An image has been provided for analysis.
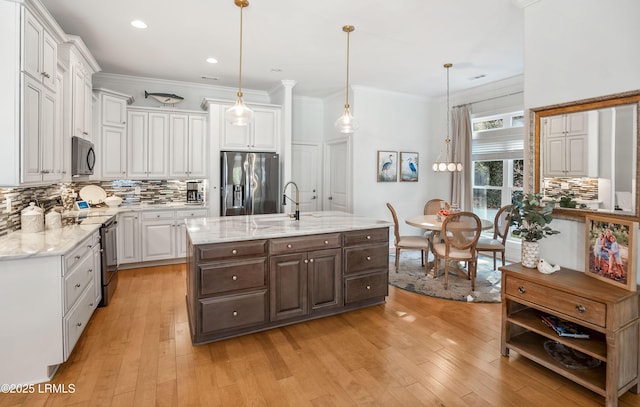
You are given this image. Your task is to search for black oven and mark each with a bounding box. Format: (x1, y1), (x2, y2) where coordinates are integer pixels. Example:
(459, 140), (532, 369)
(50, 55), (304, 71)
(99, 216), (118, 306)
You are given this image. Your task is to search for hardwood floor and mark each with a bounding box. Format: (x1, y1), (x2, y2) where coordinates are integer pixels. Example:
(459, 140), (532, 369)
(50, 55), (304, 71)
(1, 264), (638, 406)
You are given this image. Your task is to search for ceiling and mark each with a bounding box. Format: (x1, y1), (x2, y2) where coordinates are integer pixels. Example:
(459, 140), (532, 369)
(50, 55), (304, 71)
(40, 0), (524, 99)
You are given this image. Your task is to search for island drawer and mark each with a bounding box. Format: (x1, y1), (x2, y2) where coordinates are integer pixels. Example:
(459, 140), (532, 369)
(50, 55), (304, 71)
(199, 259), (267, 297)
(270, 233), (341, 254)
(344, 271), (388, 304)
(197, 240), (268, 261)
(505, 274), (606, 327)
(200, 291), (267, 334)
(343, 228), (389, 246)
(343, 243), (389, 275)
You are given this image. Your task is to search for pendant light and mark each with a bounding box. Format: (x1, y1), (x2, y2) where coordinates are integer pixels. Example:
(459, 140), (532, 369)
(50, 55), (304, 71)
(432, 63), (463, 172)
(334, 25), (359, 134)
(225, 0), (254, 126)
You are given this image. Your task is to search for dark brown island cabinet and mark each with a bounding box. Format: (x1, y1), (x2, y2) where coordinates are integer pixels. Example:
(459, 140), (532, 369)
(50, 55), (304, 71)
(500, 263), (639, 407)
(186, 225), (389, 345)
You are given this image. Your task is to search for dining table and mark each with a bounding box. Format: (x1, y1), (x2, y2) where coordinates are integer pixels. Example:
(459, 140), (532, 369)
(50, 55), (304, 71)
(405, 214), (494, 275)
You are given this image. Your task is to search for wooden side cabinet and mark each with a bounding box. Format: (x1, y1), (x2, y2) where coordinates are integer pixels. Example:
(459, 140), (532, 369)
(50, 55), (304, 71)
(500, 263), (639, 407)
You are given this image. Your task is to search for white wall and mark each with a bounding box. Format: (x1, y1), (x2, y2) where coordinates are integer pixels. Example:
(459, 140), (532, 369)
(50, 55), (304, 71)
(523, 0), (640, 282)
(292, 96), (324, 143)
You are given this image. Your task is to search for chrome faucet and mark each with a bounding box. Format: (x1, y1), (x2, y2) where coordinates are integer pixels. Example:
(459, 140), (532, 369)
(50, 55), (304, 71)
(282, 181), (300, 220)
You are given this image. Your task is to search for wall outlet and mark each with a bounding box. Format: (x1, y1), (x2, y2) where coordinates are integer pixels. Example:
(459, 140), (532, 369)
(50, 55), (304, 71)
(134, 186), (141, 195)
(5, 197), (11, 213)
(561, 182), (569, 190)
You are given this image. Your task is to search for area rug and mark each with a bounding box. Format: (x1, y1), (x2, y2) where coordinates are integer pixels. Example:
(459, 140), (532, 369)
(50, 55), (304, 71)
(388, 251), (502, 303)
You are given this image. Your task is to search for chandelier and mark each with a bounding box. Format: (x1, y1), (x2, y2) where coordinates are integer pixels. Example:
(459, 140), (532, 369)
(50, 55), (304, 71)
(432, 63), (463, 172)
(225, 0), (254, 126)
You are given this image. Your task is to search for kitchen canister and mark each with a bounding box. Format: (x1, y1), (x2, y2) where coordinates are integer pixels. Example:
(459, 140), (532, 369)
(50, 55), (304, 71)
(45, 209), (62, 230)
(21, 202), (44, 233)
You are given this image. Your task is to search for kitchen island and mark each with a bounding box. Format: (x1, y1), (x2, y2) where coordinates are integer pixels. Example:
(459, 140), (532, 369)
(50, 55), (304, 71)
(185, 211), (391, 344)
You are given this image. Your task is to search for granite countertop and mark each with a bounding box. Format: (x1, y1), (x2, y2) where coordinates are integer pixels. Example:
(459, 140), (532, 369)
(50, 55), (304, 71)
(62, 202), (209, 218)
(186, 211), (392, 245)
(0, 224), (101, 260)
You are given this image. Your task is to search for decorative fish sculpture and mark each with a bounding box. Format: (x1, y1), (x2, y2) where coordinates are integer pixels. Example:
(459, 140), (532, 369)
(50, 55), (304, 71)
(144, 91), (184, 105)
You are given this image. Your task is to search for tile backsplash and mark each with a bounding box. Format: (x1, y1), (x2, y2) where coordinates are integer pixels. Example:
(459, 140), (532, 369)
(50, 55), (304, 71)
(0, 179), (205, 237)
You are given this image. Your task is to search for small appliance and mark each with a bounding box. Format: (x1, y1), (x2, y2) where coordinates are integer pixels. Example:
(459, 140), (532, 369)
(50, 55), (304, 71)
(186, 181), (203, 204)
(71, 136), (96, 176)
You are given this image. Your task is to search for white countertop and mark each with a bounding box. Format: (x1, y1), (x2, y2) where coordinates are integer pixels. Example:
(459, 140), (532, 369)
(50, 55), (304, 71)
(186, 211), (392, 245)
(0, 224), (101, 260)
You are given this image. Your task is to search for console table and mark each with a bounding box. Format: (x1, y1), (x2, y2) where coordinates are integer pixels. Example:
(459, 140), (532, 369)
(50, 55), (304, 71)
(500, 263), (639, 407)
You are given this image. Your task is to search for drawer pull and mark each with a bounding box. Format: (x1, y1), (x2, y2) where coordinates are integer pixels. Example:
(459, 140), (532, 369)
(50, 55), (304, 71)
(231, 249), (238, 255)
(366, 235), (371, 240)
(75, 255), (81, 260)
(87, 244), (92, 249)
(75, 283), (81, 288)
(366, 256), (371, 261)
(366, 285), (371, 290)
(76, 322), (82, 327)
(324, 240), (329, 244)
(309, 258), (314, 263)
(304, 259), (309, 264)
(232, 311), (238, 317)
(232, 275), (238, 281)
(518, 286), (526, 294)
(576, 304), (586, 313)
(287, 244), (292, 249)
(88, 268), (93, 273)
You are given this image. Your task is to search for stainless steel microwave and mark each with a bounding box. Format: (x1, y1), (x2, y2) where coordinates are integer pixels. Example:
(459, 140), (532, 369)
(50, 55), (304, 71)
(71, 136), (96, 176)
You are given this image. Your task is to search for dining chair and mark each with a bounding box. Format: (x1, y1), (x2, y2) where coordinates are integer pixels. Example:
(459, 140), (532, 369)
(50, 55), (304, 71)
(432, 211), (482, 290)
(386, 203), (431, 272)
(422, 199), (450, 259)
(476, 204), (513, 270)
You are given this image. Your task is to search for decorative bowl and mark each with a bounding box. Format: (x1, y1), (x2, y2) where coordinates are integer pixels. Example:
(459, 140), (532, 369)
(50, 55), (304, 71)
(104, 195), (123, 207)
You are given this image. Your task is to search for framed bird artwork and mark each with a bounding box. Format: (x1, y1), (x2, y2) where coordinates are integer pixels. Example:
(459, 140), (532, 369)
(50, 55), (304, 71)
(400, 152), (419, 182)
(377, 151), (397, 182)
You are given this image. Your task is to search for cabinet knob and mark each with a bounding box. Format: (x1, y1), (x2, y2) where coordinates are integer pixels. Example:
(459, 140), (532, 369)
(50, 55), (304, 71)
(157, 214), (160, 218)
(88, 268), (93, 273)
(366, 256), (371, 261)
(42, 72), (50, 78)
(309, 258), (314, 263)
(89, 303), (94, 307)
(75, 255), (81, 260)
(232, 275), (237, 281)
(366, 285), (371, 290)
(575, 304), (586, 313)
(287, 244), (292, 249)
(324, 240), (329, 245)
(231, 249), (238, 255)
(75, 283), (81, 288)
(232, 311), (238, 317)
(518, 286), (526, 294)
(366, 235), (371, 240)
(88, 244), (93, 249)
(304, 259), (309, 264)
(76, 322), (82, 327)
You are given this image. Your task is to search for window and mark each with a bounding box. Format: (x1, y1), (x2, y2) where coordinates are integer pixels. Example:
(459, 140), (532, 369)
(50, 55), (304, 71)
(471, 111), (524, 225)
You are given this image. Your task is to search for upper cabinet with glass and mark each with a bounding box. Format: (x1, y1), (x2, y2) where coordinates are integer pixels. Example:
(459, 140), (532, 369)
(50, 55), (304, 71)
(532, 90), (640, 220)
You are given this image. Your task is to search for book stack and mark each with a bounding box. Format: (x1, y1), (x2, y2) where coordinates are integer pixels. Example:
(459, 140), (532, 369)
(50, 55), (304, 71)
(540, 314), (590, 339)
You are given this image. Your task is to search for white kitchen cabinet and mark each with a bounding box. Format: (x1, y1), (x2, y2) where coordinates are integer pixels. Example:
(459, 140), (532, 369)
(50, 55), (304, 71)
(21, 73), (59, 183)
(543, 111), (595, 177)
(22, 8), (57, 92)
(128, 109), (169, 179)
(141, 208), (209, 262)
(117, 212), (141, 264)
(71, 59), (93, 140)
(95, 89), (133, 179)
(169, 113), (207, 178)
(220, 104), (281, 152)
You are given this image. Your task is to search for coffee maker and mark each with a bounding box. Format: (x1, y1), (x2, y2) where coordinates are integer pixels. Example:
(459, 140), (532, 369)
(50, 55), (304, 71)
(186, 181), (202, 204)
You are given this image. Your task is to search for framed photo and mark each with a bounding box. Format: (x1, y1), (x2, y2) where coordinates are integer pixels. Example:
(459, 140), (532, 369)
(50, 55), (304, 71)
(377, 151), (397, 182)
(585, 214), (637, 291)
(400, 152), (419, 182)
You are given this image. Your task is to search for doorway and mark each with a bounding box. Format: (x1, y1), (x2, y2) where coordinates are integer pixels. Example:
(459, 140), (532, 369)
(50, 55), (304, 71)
(291, 143), (322, 213)
(324, 139), (351, 212)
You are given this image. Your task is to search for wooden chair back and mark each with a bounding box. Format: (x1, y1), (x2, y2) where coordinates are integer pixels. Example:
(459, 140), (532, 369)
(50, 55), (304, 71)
(494, 204), (513, 243)
(441, 211), (482, 252)
(386, 203), (401, 244)
(424, 199), (450, 215)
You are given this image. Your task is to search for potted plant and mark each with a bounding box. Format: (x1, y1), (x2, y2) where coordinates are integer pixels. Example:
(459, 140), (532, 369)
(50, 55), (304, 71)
(509, 192), (560, 267)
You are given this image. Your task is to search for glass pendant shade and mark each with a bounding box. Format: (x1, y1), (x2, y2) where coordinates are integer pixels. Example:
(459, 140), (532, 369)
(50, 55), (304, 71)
(225, 93), (254, 126)
(335, 105), (359, 133)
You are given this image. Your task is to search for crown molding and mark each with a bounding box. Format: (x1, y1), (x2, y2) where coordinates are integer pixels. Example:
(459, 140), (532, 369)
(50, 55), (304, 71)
(511, 0), (541, 9)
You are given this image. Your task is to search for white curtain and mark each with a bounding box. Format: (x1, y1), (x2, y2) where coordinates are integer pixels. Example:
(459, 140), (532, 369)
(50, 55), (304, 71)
(450, 106), (472, 210)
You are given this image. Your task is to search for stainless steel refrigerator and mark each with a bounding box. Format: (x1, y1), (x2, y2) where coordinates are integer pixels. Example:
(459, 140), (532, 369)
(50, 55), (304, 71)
(221, 151), (280, 216)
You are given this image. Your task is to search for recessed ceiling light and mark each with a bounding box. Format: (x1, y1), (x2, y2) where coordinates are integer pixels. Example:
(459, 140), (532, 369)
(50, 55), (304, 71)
(201, 76), (219, 81)
(271, 68), (283, 72)
(470, 74), (487, 80)
(130, 20), (148, 29)
(206, 57), (218, 64)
